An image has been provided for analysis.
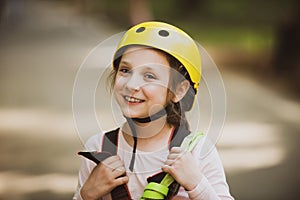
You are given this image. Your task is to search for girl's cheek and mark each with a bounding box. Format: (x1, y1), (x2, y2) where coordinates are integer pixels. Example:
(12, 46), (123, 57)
(145, 86), (168, 102)
(114, 77), (125, 89)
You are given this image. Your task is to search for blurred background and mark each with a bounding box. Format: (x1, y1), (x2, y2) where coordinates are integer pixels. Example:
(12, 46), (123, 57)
(0, 0), (299, 199)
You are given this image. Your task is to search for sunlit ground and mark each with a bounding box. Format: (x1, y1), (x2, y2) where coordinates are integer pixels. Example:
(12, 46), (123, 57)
(220, 72), (300, 174)
(221, 122), (285, 173)
(0, 109), (80, 199)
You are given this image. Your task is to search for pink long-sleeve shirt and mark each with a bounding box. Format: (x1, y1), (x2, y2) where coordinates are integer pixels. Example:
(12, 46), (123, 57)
(73, 129), (234, 200)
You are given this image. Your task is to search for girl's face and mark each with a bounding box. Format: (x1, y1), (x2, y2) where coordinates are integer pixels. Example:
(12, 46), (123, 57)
(114, 46), (171, 119)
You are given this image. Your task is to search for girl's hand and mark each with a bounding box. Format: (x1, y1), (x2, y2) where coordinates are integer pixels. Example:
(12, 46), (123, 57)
(162, 147), (203, 191)
(80, 155), (129, 200)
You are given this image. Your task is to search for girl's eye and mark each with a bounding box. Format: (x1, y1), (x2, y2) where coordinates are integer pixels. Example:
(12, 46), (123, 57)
(145, 73), (156, 80)
(119, 67), (130, 74)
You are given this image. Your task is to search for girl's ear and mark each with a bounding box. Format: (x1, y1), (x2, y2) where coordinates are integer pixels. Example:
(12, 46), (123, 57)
(172, 80), (190, 103)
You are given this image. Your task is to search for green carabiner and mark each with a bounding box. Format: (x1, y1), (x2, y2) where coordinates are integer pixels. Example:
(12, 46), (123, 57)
(140, 132), (204, 200)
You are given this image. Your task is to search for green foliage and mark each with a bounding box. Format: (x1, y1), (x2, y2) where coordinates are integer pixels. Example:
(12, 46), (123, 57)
(64, 0), (294, 52)
(147, 0), (294, 53)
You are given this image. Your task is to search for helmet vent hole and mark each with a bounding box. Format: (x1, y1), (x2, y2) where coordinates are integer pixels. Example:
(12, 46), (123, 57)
(158, 30), (169, 37)
(136, 27), (145, 33)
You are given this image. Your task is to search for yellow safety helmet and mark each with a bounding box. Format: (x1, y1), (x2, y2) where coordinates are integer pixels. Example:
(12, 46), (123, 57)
(114, 21), (202, 91)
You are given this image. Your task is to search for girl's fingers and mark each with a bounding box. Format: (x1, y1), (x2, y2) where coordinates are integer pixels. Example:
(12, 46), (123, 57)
(102, 155), (125, 169)
(102, 155), (121, 165)
(108, 159), (125, 171)
(170, 147), (182, 153)
(114, 175), (129, 187)
(167, 148), (186, 161)
(167, 152), (182, 160)
(101, 155), (127, 178)
(112, 166), (126, 177)
(165, 149), (189, 166)
(162, 164), (171, 173)
(164, 159), (175, 166)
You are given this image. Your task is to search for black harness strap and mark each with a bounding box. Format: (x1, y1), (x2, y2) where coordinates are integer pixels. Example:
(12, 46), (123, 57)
(102, 128), (132, 200)
(102, 126), (190, 199)
(147, 125), (190, 199)
(169, 125), (190, 149)
(102, 127), (119, 155)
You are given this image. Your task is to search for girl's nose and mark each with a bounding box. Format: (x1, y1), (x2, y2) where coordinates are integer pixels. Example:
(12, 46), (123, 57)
(125, 73), (143, 91)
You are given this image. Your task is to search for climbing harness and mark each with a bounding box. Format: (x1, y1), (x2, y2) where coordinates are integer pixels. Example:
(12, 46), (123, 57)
(79, 127), (204, 199)
(140, 131), (204, 200)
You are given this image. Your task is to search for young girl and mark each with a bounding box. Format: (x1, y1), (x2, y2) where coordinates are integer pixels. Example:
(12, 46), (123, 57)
(73, 21), (234, 200)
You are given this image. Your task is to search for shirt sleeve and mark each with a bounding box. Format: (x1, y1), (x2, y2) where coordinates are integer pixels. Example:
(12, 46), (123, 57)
(186, 139), (234, 200)
(72, 133), (103, 200)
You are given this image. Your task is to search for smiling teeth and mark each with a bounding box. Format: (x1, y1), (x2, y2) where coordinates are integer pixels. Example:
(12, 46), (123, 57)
(125, 96), (143, 103)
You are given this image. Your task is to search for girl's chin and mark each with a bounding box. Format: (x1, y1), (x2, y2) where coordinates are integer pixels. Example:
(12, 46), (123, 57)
(122, 112), (147, 119)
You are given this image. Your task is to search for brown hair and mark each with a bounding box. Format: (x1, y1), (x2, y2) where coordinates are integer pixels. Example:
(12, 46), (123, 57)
(108, 45), (196, 129)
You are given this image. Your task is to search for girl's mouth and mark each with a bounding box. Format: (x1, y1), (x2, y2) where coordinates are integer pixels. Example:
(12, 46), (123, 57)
(124, 96), (144, 103)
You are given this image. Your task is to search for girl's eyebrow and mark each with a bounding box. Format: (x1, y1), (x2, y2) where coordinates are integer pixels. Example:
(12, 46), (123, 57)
(119, 61), (168, 72)
(143, 66), (160, 72)
(143, 65), (170, 73)
(119, 60), (131, 66)
(142, 63), (168, 69)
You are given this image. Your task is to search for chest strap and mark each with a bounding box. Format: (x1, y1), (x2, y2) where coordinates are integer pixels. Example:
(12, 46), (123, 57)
(106, 126), (189, 199)
(146, 125), (190, 199)
(78, 128), (131, 200)
(102, 128), (132, 200)
(78, 126), (189, 199)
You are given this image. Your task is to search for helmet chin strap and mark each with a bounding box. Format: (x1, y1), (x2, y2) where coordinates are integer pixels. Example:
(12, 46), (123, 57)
(130, 108), (167, 123)
(124, 108), (167, 171)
